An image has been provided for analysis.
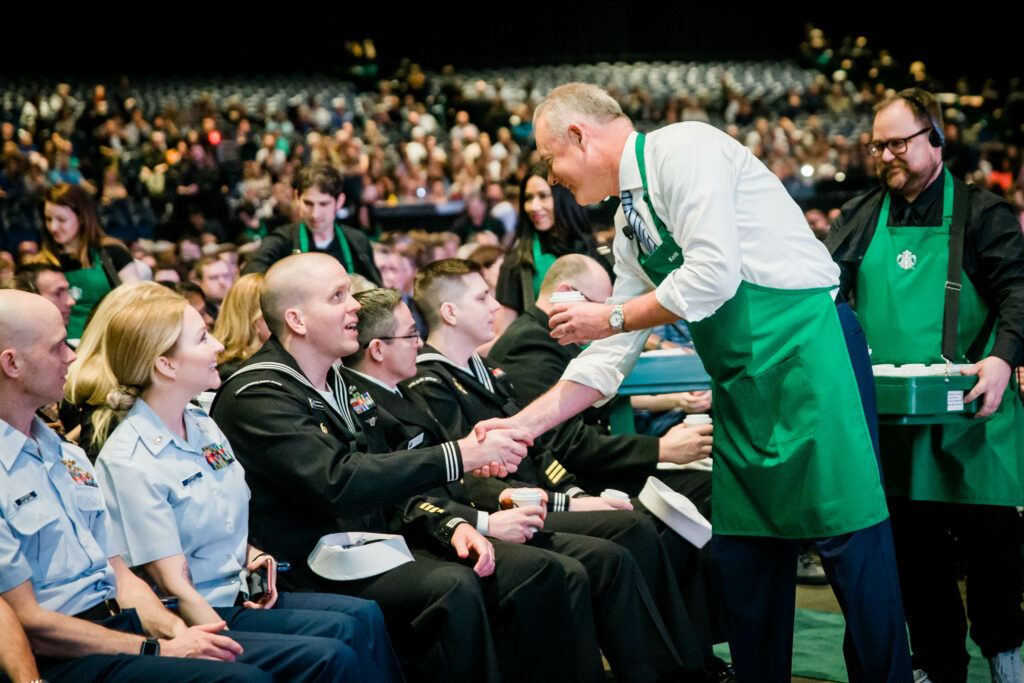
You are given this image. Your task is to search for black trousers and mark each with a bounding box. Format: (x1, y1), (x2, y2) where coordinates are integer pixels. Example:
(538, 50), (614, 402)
(713, 519), (912, 683)
(299, 544), (583, 683)
(542, 509), (705, 681)
(888, 497), (1024, 682)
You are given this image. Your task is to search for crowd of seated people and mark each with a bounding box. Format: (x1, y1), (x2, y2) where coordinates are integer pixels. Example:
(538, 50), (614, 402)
(3, 26), (1023, 271)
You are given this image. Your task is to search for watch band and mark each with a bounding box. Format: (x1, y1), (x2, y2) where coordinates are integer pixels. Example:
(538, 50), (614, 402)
(140, 637), (160, 656)
(609, 303), (625, 333)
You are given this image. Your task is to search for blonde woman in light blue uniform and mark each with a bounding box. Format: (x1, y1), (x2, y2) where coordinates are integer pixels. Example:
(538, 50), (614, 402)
(94, 294), (403, 683)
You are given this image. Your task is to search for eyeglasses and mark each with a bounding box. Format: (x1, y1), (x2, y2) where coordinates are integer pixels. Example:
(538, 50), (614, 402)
(376, 333), (421, 343)
(361, 332), (420, 350)
(866, 127), (931, 157)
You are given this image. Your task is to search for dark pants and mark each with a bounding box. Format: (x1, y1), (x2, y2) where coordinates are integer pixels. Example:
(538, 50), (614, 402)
(310, 551), (501, 683)
(888, 497), (1024, 682)
(37, 607), (354, 682)
(302, 543), (585, 683)
(214, 591), (402, 682)
(543, 509), (704, 681)
(713, 519), (911, 683)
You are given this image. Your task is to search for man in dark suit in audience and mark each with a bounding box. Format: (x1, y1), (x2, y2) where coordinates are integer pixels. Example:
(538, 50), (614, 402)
(242, 162), (381, 285)
(212, 253), (589, 683)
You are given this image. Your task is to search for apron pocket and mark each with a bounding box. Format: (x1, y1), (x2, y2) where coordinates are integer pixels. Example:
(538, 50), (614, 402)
(727, 354), (813, 453)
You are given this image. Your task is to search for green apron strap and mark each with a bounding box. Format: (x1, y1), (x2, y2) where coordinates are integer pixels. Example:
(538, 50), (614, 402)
(529, 234), (558, 301)
(298, 222), (355, 274)
(631, 133), (685, 280)
(634, 133), (673, 241)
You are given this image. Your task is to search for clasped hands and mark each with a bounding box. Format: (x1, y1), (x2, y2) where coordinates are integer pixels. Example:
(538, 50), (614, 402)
(460, 424), (534, 478)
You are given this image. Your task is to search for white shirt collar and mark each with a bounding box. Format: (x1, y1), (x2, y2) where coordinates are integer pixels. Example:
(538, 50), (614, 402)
(347, 368), (402, 396)
(618, 130), (642, 194)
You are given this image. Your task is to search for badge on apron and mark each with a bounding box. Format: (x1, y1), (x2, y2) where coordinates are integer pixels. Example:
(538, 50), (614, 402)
(896, 250), (917, 270)
(61, 458), (98, 487)
(202, 443), (236, 470)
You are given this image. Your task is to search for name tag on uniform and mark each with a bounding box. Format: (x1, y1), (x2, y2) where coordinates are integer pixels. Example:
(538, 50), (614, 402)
(202, 443), (236, 470)
(182, 471), (204, 487)
(408, 433), (425, 449)
(15, 491), (38, 506)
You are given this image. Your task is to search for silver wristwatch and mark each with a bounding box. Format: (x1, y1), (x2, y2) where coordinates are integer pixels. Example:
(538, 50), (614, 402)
(609, 303), (625, 333)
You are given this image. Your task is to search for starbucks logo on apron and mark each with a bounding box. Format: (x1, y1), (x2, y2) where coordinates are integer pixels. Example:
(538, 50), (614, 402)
(896, 250), (917, 270)
(69, 285), (83, 300)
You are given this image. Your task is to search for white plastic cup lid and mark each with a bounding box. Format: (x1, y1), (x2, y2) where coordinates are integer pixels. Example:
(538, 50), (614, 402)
(548, 290), (586, 304)
(684, 414), (713, 425)
(510, 490), (543, 507)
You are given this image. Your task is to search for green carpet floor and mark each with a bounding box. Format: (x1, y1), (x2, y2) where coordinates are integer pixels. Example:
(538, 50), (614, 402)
(711, 608), (993, 682)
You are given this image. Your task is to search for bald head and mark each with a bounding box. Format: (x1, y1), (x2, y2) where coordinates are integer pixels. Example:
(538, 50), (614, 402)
(261, 253), (346, 339)
(536, 254), (612, 314)
(0, 290), (75, 420)
(0, 290), (63, 351)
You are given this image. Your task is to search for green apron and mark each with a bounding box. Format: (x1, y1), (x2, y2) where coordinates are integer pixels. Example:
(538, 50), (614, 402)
(297, 222), (355, 274)
(855, 169), (1024, 504)
(530, 234), (558, 299)
(630, 133), (888, 537)
(65, 248), (112, 341)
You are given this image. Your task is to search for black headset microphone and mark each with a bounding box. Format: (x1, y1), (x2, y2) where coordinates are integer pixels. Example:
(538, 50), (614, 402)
(901, 89), (946, 148)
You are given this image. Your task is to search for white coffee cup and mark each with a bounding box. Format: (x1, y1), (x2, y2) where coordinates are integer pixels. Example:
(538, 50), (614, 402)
(510, 489), (544, 509)
(684, 414), (713, 426)
(601, 489), (630, 502)
(548, 290), (586, 304)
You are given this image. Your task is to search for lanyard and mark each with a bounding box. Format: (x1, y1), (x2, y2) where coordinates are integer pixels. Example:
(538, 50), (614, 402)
(299, 222), (355, 274)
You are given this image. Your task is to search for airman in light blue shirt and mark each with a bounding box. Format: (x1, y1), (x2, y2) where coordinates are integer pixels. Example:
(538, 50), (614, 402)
(0, 416), (117, 616)
(97, 399), (250, 607)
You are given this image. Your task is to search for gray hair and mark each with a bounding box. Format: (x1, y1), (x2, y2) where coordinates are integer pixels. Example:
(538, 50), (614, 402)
(534, 83), (627, 143)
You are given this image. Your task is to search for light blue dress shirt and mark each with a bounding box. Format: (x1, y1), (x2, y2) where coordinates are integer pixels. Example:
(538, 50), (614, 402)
(96, 399), (250, 608)
(0, 417), (117, 615)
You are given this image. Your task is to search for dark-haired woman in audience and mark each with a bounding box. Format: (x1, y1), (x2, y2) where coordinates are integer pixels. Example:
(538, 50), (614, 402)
(93, 295), (402, 682)
(493, 163), (614, 337)
(32, 182), (140, 341)
(213, 273), (270, 380)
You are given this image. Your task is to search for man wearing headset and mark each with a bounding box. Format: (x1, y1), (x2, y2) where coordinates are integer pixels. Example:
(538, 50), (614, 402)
(829, 88), (1024, 683)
